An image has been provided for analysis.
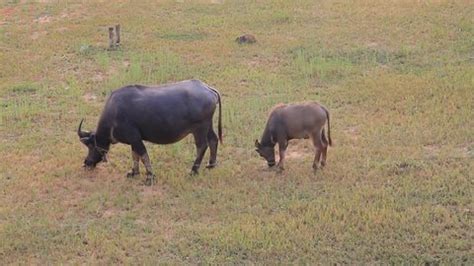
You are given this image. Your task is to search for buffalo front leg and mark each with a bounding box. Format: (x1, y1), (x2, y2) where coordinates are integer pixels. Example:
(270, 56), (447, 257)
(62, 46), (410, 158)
(191, 128), (209, 174)
(127, 151), (140, 178)
(132, 141), (155, 186)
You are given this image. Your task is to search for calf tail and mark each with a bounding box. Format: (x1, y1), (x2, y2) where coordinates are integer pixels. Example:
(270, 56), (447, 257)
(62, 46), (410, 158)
(217, 90), (223, 144)
(321, 105), (332, 146)
(208, 85), (223, 144)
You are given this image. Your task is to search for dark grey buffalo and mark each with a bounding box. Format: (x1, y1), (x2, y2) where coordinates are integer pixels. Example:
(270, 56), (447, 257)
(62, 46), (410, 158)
(78, 79), (222, 185)
(255, 102), (332, 172)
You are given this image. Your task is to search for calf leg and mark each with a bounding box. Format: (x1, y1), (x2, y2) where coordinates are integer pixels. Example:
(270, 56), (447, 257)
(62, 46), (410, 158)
(127, 150), (140, 178)
(311, 131), (324, 171)
(131, 141), (155, 186)
(321, 146), (328, 167)
(320, 129), (328, 167)
(206, 127), (218, 169)
(277, 139), (288, 171)
(191, 127), (209, 174)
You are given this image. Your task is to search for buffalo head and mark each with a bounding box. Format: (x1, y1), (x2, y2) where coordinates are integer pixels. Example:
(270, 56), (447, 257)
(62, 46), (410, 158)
(78, 119), (107, 168)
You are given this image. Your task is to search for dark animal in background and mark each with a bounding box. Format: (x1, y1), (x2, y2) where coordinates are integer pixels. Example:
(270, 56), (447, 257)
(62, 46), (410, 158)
(255, 102), (332, 172)
(77, 79), (222, 186)
(235, 34), (257, 44)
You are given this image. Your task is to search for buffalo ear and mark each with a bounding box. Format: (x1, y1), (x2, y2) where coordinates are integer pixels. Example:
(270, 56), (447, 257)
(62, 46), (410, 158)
(80, 134), (95, 145)
(80, 137), (90, 145)
(255, 139), (260, 148)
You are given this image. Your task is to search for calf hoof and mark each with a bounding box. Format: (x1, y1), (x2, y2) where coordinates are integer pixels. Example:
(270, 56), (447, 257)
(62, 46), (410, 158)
(126, 170), (139, 178)
(144, 174), (156, 186)
(312, 164), (319, 173)
(189, 169), (199, 176)
(206, 162), (217, 169)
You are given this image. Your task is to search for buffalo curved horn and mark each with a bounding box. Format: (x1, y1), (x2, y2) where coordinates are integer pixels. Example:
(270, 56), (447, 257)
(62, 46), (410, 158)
(77, 119), (89, 138)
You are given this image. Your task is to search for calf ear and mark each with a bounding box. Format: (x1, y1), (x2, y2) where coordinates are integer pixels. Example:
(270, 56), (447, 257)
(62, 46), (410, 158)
(255, 139), (260, 148)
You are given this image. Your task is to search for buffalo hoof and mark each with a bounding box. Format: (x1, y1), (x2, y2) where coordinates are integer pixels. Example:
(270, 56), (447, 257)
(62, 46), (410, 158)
(144, 174), (156, 186)
(189, 170), (199, 176)
(127, 170), (139, 178)
(206, 162), (217, 169)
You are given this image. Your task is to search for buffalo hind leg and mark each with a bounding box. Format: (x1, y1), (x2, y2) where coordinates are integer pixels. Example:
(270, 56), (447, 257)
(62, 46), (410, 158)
(206, 127), (218, 169)
(191, 127), (209, 174)
(131, 141), (155, 186)
(127, 151), (140, 178)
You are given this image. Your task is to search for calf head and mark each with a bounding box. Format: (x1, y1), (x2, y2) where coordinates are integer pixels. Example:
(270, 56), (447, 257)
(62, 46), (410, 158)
(255, 140), (276, 167)
(78, 119), (107, 168)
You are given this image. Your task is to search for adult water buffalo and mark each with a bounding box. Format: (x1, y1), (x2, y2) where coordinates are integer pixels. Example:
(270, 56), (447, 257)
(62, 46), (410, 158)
(77, 79), (222, 185)
(255, 102), (331, 172)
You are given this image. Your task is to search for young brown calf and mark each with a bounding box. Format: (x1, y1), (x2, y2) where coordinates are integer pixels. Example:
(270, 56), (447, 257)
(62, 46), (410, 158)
(255, 102), (332, 172)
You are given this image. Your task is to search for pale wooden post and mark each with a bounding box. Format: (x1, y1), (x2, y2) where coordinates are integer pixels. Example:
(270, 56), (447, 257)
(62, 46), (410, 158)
(108, 27), (115, 49)
(115, 24), (121, 46)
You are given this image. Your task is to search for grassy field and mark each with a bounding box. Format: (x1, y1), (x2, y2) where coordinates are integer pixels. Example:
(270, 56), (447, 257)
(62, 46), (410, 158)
(0, 0), (473, 264)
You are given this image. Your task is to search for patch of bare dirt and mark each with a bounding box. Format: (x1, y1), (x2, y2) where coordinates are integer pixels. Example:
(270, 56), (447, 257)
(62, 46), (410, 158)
(286, 150), (308, 159)
(278, 139), (313, 160)
(57, 27), (69, 33)
(122, 59), (131, 68)
(31, 31), (48, 40)
(83, 92), (97, 102)
(0, 6), (16, 20)
(140, 186), (165, 199)
(343, 126), (360, 142)
(92, 72), (105, 82)
(423, 144), (441, 158)
(456, 143), (473, 158)
(423, 143), (472, 159)
(246, 54), (282, 70)
(34, 15), (52, 24)
(367, 42), (378, 48)
(102, 208), (121, 218)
